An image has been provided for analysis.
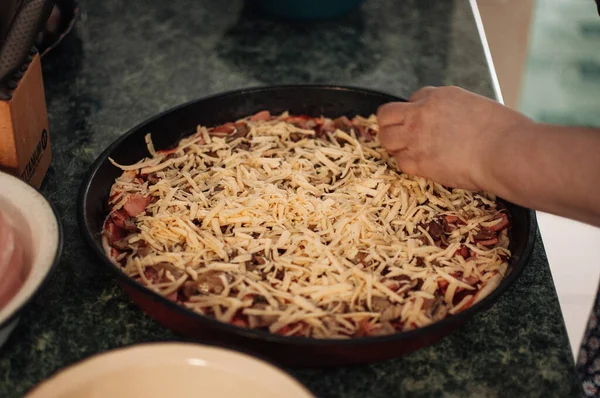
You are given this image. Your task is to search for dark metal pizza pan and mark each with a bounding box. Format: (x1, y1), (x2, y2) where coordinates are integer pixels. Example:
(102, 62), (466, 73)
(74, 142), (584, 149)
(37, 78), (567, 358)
(77, 85), (536, 366)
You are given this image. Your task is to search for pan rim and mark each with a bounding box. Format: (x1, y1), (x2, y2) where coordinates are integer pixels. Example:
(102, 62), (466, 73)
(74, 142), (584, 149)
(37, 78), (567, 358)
(77, 84), (537, 347)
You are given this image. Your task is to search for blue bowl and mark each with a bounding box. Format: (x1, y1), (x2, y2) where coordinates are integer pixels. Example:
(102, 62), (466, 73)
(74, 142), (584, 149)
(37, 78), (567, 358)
(251, 0), (365, 21)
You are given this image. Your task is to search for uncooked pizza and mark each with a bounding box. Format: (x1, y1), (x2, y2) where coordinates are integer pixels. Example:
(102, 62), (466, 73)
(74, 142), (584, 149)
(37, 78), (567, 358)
(103, 110), (511, 338)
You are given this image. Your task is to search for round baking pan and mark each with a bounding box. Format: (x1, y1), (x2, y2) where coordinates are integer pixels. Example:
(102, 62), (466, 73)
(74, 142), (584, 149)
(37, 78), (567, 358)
(78, 85), (536, 366)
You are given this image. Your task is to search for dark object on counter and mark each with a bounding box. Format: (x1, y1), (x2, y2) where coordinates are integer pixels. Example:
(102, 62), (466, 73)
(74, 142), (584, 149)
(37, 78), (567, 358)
(0, 0), (23, 50)
(0, 0), (53, 92)
(78, 85), (536, 367)
(36, 0), (78, 56)
(250, 0), (365, 20)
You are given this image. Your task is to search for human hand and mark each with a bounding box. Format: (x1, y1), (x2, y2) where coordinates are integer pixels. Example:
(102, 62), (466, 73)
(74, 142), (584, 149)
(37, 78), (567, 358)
(377, 86), (533, 191)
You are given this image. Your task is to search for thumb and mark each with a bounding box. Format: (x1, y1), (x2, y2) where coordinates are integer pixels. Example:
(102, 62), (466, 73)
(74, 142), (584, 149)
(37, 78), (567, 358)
(392, 150), (419, 177)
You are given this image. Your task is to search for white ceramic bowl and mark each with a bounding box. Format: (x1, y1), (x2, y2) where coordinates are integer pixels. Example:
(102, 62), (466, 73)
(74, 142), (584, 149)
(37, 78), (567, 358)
(27, 343), (315, 398)
(0, 171), (62, 347)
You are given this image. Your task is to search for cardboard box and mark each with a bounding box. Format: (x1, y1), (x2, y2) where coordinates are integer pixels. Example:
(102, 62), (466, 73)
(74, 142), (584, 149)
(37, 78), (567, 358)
(0, 54), (51, 189)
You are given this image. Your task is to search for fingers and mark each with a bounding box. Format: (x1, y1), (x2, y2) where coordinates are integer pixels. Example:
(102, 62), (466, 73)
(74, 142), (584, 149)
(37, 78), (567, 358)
(377, 86), (437, 168)
(409, 86), (437, 102)
(377, 102), (412, 152)
(378, 98), (423, 153)
(378, 86), (436, 127)
(377, 101), (409, 128)
(378, 123), (409, 153)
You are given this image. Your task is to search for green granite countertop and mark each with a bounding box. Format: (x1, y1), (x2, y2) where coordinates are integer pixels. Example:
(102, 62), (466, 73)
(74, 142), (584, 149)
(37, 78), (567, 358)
(0, 0), (582, 396)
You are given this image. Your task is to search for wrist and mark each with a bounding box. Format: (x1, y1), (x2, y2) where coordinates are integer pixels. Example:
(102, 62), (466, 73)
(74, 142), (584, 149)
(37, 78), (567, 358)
(472, 119), (537, 198)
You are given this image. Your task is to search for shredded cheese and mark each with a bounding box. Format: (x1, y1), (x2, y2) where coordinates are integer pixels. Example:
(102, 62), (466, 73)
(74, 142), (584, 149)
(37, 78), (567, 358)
(103, 111), (511, 339)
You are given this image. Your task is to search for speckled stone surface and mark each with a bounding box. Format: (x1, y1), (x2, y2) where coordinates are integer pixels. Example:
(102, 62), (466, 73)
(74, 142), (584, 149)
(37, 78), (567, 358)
(0, 0), (582, 397)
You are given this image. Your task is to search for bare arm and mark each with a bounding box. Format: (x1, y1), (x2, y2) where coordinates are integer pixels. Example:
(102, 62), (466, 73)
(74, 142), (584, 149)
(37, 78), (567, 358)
(486, 123), (600, 225)
(377, 86), (600, 226)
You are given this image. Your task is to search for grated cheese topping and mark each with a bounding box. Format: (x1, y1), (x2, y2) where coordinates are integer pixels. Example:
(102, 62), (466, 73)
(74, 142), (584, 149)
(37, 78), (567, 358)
(103, 112), (511, 339)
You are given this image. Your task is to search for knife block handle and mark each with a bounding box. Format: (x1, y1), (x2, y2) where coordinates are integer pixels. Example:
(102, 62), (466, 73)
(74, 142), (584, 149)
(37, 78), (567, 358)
(0, 54), (51, 189)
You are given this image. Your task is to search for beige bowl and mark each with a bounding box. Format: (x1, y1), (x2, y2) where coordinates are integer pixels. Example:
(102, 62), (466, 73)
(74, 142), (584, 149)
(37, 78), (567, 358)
(0, 171), (61, 347)
(27, 343), (315, 398)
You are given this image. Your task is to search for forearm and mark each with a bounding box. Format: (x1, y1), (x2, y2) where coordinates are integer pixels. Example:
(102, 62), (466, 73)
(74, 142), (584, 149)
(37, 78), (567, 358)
(481, 123), (600, 226)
